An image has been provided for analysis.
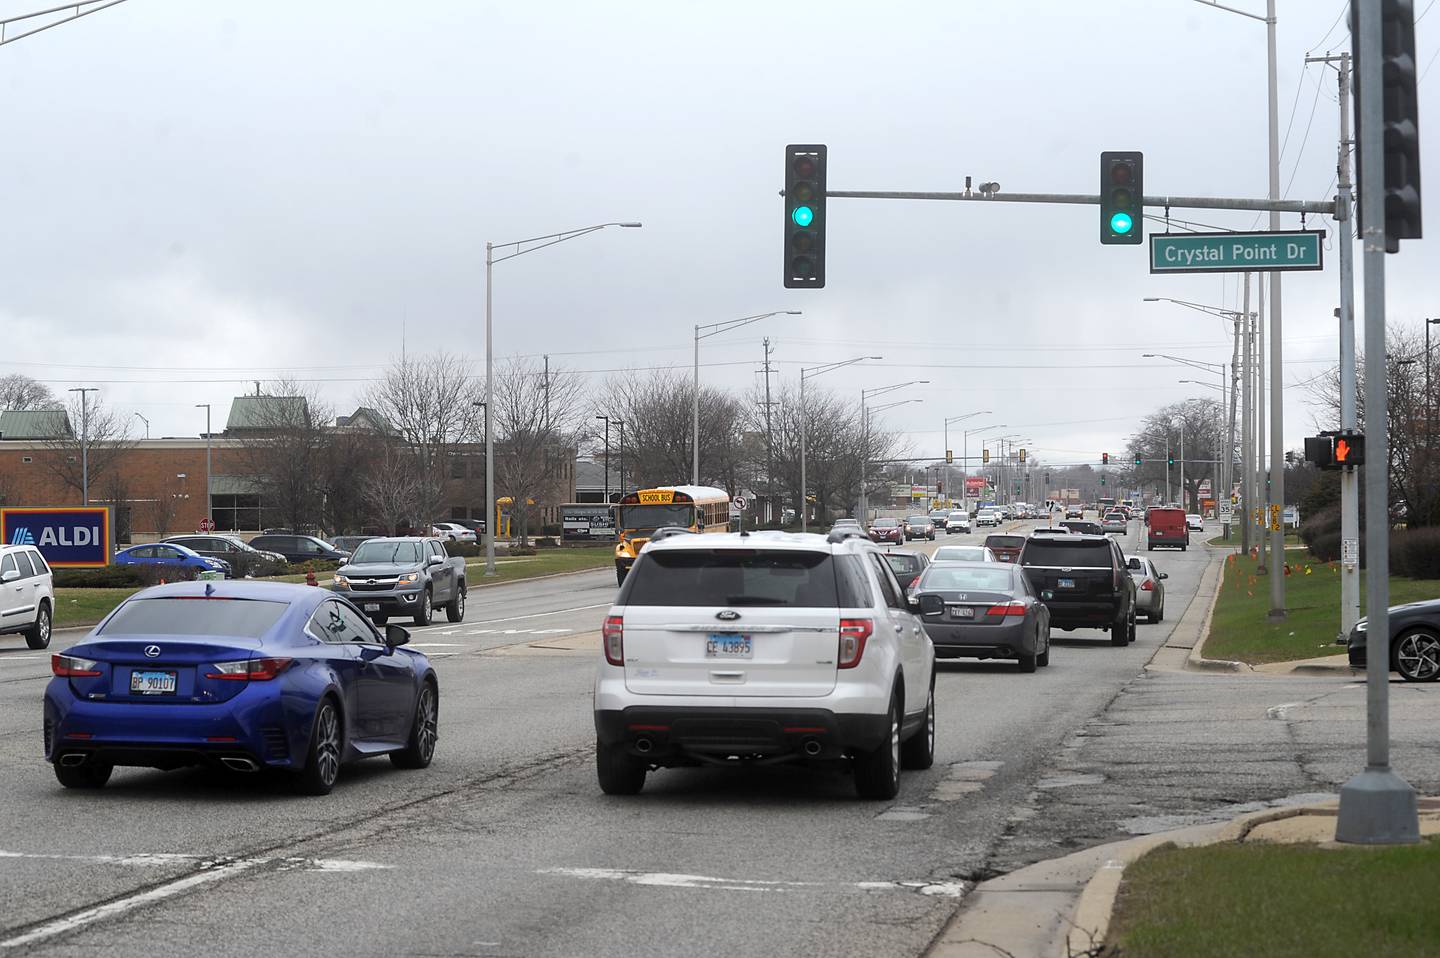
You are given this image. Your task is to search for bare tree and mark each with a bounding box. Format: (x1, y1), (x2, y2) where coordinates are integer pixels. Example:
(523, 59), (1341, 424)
(364, 353), (484, 526)
(493, 358), (585, 543)
(1122, 398), (1225, 512)
(0, 374), (56, 411)
(596, 368), (750, 492)
(233, 380), (335, 533)
(360, 443), (423, 535)
(38, 393), (136, 500)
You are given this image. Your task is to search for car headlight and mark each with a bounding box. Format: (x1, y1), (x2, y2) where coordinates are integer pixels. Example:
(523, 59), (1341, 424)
(333, 575), (350, 589)
(397, 572), (419, 586)
(1354, 619), (1368, 633)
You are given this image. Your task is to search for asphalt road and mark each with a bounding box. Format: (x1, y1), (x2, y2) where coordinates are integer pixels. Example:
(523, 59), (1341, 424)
(1, 519), (1432, 957)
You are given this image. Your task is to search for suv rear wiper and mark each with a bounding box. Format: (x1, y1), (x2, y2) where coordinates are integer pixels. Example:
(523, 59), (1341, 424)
(724, 596), (789, 606)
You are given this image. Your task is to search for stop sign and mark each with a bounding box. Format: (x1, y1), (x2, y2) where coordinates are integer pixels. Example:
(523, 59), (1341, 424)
(198, 517), (215, 533)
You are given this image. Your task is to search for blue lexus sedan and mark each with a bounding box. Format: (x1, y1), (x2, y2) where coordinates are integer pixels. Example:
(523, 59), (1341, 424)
(44, 581), (438, 795)
(113, 542), (232, 578)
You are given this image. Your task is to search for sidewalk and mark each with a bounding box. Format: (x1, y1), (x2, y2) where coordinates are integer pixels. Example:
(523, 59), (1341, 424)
(928, 797), (1440, 957)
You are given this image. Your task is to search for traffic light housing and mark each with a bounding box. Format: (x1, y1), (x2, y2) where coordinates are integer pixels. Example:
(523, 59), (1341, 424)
(1019, 448), (1026, 462)
(1100, 476), (1106, 486)
(1352, 1), (1422, 252)
(982, 448), (990, 464)
(1308, 431), (1366, 470)
(1334, 434), (1365, 467)
(1167, 455), (1175, 466)
(1100, 151), (1143, 245)
(1102, 452), (1109, 465)
(1134, 455), (1142, 466)
(784, 144), (827, 288)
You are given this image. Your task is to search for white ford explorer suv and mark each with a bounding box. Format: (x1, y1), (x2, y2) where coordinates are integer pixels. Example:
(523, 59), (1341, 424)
(0, 544), (55, 649)
(594, 529), (935, 799)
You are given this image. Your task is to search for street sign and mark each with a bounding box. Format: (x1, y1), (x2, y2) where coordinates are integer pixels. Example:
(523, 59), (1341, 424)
(1149, 230), (1325, 274)
(1218, 499), (1233, 520)
(198, 517), (215, 533)
(1342, 537), (1359, 569)
(733, 496), (748, 511)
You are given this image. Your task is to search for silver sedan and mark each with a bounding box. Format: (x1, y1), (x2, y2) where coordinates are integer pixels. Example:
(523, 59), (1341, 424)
(1125, 554), (1168, 622)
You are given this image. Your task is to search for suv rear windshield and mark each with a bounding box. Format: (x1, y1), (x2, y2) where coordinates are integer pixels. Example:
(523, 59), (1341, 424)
(985, 535), (1023, 548)
(1021, 540), (1112, 569)
(623, 549), (852, 607)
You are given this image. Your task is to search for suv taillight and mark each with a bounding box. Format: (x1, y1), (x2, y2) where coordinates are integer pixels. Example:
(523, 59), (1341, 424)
(602, 615), (624, 666)
(838, 618), (873, 668)
(1140, 578), (1155, 592)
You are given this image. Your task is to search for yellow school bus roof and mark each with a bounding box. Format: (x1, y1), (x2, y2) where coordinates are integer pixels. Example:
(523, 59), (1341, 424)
(619, 485), (729, 505)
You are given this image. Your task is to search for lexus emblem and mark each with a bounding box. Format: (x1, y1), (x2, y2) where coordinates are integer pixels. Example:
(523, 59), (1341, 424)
(715, 610), (741, 621)
(143, 645), (161, 658)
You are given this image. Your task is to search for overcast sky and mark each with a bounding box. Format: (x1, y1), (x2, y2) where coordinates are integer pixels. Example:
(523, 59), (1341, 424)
(1, 0), (1436, 474)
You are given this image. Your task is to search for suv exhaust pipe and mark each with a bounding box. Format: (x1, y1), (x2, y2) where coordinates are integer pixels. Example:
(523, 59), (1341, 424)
(221, 757), (259, 773)
(59, 753), (88, 767)
(633, 738), (653, 755)
(802, 739), (822, 757)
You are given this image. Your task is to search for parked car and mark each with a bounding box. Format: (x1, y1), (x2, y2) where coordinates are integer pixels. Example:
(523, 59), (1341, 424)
(1102, 512), (1129, 534)
(449, 518), (488, 537)
(1126, 555), (1168, 623)
(1347, 600), (1440, 682)
(162, 534), (287, 575)
(247, 534), (352, 564)
(332, 537), (467, 626)
(883, 549), (932, 594)
(330, 535), (376, 555)
(0, 544), (54, 649)
(1185, 513), (1204, 532)
(1146, 508), (1190, 551)
(914, 561), (1051, 672)
(933, 545), (997, 563)
(1018, 533), (1137, 645)
(946, 511), (971, 534)
(594, 528), (935, 798)
(903, 515), (937, 541)
(868, 517), (905, 545)
(927, 509), (950, 531)
(430, 522), (478, 544)
(113, 543), (232, 579)
(983, 533), (1025, 564)
(43, 581), (438, 793)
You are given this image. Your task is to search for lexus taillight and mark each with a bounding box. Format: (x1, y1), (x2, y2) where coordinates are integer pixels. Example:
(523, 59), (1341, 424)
(204, 657), (293, 681)
(985, 602), (1028, 617)
(838, 618), (873, 668)
(603, 615), (624, 666)
(51, 654), (101, 677)
(1141, 579), (1155, 592)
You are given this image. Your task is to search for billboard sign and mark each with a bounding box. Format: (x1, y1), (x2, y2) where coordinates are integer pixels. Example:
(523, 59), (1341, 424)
(561, 504), (616, 542)
(0, 506), (112, 568)
(964, 476), (987, 494)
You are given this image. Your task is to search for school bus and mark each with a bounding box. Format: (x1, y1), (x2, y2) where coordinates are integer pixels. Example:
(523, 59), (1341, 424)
(612, 485), (731, 585)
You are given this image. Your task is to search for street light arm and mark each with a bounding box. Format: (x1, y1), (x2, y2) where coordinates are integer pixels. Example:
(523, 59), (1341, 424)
(1190, 0), (1268, 23)
(1144, 352), (1225, 374)
(863, 380), (929, 401)
(1143, 296), (1248, 320)
(489, 222), (642, 264)
(803, 356), (882, 380)
(696, 310), (801, 341)
(871, 398), (923, 414)
(944, 410), (992, 427)
(0, 0), (128, 47)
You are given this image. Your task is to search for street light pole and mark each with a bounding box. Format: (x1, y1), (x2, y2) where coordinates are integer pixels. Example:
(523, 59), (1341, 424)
(67, 387), (96, 506)
(133, 412), (149, 441)
(800, 356), (880, 532)
(484, 222), (640, 576)
(944, 411), (991, 514)
(693, 310), (800, 485)
(595, 415), (610, 505)
(614, 420), (625, 500)
(860, 381), (928, 519)
(196, 404), (211, 528)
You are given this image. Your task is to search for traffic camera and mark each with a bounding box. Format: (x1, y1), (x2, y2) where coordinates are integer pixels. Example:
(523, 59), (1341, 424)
(1100, 151), (1144, 245)
(784, 145), (827, 287)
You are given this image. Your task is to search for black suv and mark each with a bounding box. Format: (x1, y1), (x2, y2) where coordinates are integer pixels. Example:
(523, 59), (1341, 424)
(247, 534), (351, 564)
(1017, 533), (1136, 646)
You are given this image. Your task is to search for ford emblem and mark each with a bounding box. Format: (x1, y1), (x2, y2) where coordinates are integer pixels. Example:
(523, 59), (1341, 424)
(143, 645), (161, 658)
(715, 610), (741, 621)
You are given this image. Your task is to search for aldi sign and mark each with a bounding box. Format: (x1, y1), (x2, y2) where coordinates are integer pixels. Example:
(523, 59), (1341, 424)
(0, 507), (112, 568)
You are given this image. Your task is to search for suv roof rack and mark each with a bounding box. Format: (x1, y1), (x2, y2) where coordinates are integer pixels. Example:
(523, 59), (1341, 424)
(826, 528), (870, 544)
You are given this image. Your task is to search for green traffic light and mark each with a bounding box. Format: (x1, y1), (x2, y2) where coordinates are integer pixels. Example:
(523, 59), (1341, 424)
(1110, 212), (1134, 235)
(791, 205), (814, 227)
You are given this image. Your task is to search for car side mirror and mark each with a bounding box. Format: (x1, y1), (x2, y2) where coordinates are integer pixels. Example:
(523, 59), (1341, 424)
(0, 569), (18, 583)
(1159, 572), (1169, 580)
(385, 623), (411, 649)
(918, 594), (944, 615)
(427, 554), (444, 566)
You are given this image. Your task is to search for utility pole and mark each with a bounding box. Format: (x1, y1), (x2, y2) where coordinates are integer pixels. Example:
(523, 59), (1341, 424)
(1309, 50), (1361, 639)
(542, 354), (551, 431)
(67, 387), (96, 506)
(1256, 275), (1268, 567)
(595, 415), (610, 505)
(196, 404), (212, 528)
(1263, 0), (1287, 619)
(762, 338), (776, 523)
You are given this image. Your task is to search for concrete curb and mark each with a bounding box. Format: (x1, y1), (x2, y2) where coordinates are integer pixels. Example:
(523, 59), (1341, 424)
(1183, 550), (1248, 673)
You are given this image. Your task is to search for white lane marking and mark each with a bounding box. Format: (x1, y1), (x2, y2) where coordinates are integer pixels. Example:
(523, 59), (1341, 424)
(408, 642), (466, 647)
(539, 867), (964, 898)
(436, 603), (609, 628)
(0, 850), (392, 947)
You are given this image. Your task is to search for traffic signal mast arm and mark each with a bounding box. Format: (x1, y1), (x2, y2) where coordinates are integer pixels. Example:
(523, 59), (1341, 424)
(811, 188), (1336, 217)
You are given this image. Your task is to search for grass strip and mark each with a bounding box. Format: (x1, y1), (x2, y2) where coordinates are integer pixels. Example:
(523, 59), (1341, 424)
(1203, 553), (1440, 665)
(1105, 838), (1440, 958)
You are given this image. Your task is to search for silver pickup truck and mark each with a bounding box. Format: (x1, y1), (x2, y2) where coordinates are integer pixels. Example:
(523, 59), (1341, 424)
(331, 537), (467, 626)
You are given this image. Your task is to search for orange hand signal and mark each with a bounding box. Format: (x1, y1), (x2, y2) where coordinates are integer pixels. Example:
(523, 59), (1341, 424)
(1335, 438), (1351, 462)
